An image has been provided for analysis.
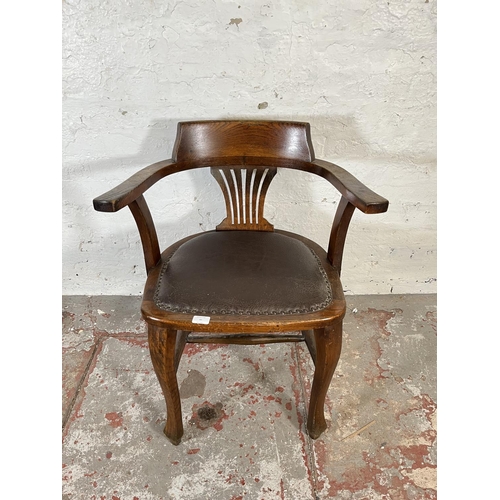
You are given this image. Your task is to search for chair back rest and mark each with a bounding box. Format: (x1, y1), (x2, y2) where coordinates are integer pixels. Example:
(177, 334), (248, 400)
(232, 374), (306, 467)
(172, 120), (315, 231)
(172, 120), (315, 165)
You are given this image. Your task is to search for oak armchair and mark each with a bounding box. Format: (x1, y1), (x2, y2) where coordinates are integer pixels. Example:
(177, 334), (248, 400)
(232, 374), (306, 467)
(93, 120), (389, 445)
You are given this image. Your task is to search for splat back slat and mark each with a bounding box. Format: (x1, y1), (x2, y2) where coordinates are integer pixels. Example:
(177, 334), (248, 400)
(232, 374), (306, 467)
(232, 169), (243, 224)
(211, 167), (277, 231)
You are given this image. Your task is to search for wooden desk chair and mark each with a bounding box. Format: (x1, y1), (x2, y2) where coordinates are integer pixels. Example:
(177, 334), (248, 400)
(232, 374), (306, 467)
(93, 120), (389, 445)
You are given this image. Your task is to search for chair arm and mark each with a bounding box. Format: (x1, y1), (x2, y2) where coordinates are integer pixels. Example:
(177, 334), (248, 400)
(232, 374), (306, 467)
(93, 159), (181, 212)
(312, 159), (389, 214)
(93, 159), (185, 274)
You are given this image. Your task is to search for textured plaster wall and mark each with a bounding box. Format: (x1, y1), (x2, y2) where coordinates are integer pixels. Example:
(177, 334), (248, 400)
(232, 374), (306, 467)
(62, 0), (436, 296)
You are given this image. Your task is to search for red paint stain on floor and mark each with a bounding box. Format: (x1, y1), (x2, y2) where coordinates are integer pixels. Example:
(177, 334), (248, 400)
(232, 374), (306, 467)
(425, 310), (437, 334)
(105, 412), (123, 428)
(232, 382), (255, 397)
(397, 393), (436, 423)
(242, 357), (260, 371)
(288, 355), (315, 486)
(183, 343), (224, 357)
(119, 336), (149, 348)
(359, 309), (397, 385)
(313, 439), (331, 493)
(316, 441), (436, 498)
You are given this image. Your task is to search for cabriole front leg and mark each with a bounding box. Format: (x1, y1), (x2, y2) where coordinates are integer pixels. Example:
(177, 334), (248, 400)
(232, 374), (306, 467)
(307, 319), (343, 439)
(148, 325), (184, 445)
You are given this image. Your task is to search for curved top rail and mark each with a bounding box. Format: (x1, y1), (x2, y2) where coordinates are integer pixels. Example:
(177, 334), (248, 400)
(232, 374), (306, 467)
(93, 121), (388, 216)
(172, 120), (315, 164)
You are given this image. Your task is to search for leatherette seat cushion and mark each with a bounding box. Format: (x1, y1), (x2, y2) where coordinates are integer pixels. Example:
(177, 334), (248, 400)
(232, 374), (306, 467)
(154, 231), (333, 316)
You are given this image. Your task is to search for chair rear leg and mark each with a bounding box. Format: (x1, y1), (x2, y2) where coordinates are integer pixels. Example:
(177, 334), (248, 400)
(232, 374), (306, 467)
(307, 319), (343, 439)
(148, 325), (184, 445)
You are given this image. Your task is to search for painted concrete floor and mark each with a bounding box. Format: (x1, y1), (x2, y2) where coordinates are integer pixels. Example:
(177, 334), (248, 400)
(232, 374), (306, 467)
(62, 294), (437, 500)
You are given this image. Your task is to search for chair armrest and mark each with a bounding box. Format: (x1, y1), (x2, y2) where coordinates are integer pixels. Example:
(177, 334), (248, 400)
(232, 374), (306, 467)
(93, 159), (180, 212)
(312, 159), (389, 214)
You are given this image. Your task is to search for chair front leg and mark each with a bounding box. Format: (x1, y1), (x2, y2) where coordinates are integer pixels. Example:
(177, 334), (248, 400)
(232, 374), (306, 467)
(307, 319), (343, 439)
(148, 325), (184, 445)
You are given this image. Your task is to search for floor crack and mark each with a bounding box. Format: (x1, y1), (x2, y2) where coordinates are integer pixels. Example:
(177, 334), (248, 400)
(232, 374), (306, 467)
(292, 342), (320, 498)
(62, 341), (100, 430)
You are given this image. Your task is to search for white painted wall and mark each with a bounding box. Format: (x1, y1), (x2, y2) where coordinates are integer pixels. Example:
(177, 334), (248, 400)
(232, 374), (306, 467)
(63, 0), (436, 296)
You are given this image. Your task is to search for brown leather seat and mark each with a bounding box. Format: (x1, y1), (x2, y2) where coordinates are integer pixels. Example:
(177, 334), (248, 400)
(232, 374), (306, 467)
(154, 231), (333, 316)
